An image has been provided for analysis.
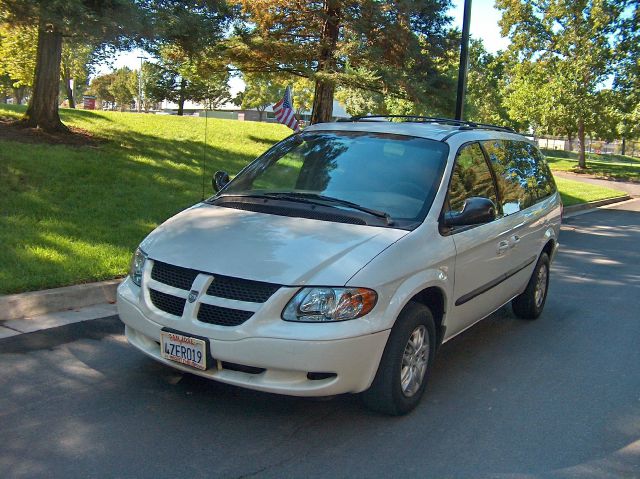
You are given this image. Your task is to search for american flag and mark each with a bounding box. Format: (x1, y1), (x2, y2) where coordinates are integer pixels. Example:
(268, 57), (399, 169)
(273, 86), (300, 131)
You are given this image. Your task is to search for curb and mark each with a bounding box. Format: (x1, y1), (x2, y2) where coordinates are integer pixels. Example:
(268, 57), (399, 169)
(0, 278), (122, 321)
(563, 195), (632, 214)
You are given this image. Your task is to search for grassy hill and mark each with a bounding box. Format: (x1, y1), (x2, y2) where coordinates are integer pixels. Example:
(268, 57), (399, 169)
(0, 105), (289, 293)
(0, 105), (627, 293)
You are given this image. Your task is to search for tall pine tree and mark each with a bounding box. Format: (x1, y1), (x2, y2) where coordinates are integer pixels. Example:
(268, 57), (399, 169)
(229, 0), (452, 123)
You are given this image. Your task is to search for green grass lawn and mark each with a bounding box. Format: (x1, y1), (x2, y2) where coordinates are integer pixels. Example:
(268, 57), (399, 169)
(0, 104), (630, 294)
(0, 104), (289, 294)
(542, 149), (640, 182)
(555, 177), (627, 206)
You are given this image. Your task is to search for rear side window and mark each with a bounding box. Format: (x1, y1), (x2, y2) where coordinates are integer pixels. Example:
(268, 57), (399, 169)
(529, 145), (557, 200)
(448, 143), (498, 215)
(482, 140), (555, 215)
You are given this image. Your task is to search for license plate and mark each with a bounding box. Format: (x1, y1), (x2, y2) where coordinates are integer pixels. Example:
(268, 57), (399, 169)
(160, 331), (208, 370)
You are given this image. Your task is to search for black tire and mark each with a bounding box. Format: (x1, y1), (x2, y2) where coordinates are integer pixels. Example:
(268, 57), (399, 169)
(512, 252), (550, 320)
(362, 302), (436, 416)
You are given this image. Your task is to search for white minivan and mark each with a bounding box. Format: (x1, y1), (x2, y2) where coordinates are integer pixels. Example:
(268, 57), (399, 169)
(117, 117), (561, 415)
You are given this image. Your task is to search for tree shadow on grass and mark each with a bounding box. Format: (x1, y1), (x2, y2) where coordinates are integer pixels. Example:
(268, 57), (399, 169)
(247, 134), (282, 147)
(0, 127), (274, 293)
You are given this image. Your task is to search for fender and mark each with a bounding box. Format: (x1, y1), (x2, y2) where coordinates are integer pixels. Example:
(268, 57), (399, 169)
(384, 268), (450, 330)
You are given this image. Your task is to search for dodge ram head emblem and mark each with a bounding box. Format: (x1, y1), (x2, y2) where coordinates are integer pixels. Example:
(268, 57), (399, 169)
(188, 290), (198, 303)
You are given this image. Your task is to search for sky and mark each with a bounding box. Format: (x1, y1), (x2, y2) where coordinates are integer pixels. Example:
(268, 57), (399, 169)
(95, 0), (510, 94)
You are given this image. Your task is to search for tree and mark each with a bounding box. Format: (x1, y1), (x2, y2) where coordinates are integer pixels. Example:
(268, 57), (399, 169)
(144, 45), (230, 115)
(291, 77), (314, 118)
(496, 0), (625, 168)
(335, 85), (383, 116)
(229, 0), (453, 124)
(189, 72), (232, 110)
(612, 1), (639, 155)
(87, 72), (117, 109)
(504, 58), (579, 143)
(0, 23), (36, 104)
(60, 39), (92, 108)
(142, 0), (233, 115)
(108, 67), (136, 111)
(141, 61), (175, 109)
(464, 40), (513, 127)
(0, 0), (141, 131)
(239, 73), (284, 120)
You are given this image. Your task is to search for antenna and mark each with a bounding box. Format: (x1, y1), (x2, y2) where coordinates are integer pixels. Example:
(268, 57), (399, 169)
(201, 108), (208, 200)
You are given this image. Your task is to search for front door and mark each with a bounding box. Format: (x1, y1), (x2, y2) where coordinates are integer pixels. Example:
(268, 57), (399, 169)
(444, 142), (516, 337)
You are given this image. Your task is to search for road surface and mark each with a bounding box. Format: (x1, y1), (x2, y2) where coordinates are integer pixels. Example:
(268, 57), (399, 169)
(1, 200), (639, 478)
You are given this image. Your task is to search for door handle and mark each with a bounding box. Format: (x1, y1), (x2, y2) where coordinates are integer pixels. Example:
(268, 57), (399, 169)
(510, 234), (521, 247)
(497, 240), (509, 255)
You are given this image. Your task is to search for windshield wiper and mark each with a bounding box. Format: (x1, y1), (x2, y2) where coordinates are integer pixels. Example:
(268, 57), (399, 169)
(215, 192), (393, 225)
(267, 192), (394, 225)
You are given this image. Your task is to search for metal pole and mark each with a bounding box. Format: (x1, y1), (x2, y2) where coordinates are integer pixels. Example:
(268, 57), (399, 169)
(455, 0), (472, 121)
(137, 56), (145, 113)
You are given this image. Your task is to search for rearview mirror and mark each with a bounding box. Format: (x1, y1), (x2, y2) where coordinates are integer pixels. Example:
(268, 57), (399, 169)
(443, 197), (496, 227)
(212, 170), (230, 192)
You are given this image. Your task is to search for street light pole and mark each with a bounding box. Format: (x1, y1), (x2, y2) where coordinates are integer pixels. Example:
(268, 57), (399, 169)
(455, 0), (472, 121)
(137, 55), (146, 113)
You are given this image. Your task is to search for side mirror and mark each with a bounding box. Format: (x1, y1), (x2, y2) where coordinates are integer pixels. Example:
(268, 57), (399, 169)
(443, 197), (496, 227)
(212, 170), (230, 192)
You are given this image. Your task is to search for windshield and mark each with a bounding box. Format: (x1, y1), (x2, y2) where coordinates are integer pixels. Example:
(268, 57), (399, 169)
(217, 131), (449, 227)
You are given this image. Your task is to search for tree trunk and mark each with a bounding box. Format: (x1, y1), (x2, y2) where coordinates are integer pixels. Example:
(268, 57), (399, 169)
(567, 132), (573, 151)
(621, 136), (626, 156)
(61, 66), (75, 108)
(310, 1), (341, 124)
(577, 119), (586, 169)
(12, 86), (25, 105)
(258, 107), (265, 121)
(20, 21), (67, 132)
(177, 79), (186, 116)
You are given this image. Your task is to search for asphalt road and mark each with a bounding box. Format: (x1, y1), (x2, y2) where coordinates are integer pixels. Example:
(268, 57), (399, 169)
(1, 200), (639, 479)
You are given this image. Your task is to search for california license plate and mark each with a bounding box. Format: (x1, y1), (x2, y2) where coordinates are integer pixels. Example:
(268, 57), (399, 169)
(160, 331), (208, 370)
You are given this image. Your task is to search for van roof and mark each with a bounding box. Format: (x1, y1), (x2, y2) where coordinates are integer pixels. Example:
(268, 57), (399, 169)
(305, 116), (524, 143)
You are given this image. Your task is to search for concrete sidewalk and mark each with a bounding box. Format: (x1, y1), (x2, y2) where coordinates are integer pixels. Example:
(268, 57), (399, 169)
(0, 302), (117, 339)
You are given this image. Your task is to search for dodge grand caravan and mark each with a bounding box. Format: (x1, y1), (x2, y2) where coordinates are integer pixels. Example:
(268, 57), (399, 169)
(117, 116), (561, 415)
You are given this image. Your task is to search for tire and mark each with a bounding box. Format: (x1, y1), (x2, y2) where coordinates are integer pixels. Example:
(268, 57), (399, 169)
(362, 302), (436, 415)
(512, 252), (550, 320)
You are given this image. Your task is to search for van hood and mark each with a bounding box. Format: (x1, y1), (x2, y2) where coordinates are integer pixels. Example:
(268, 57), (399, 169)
(140, 203), (409, 286)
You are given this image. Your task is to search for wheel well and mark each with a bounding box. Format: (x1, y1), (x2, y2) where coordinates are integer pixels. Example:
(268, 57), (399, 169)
(542, 239), (555, 258)
(409, 287), (446, 347)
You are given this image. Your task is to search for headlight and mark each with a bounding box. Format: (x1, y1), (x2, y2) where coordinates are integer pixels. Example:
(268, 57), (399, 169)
(282, 287), (377, 322)
(129, 247), (147, 286)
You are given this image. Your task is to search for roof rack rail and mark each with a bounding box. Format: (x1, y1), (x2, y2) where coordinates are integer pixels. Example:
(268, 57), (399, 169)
(337, 115), (516, 133)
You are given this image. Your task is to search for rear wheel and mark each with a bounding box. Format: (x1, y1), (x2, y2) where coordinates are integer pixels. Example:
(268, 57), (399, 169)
(512, 252), (550, 320)
(362, 302), (436, 415)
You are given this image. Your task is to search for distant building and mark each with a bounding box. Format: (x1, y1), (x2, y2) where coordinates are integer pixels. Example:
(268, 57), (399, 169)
(537, 138), (568, 151)
(158, 99), (350, 122)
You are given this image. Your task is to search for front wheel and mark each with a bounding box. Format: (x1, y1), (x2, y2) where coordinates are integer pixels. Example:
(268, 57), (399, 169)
(362, 302), (436, 415)
(512, 252), (550, 320)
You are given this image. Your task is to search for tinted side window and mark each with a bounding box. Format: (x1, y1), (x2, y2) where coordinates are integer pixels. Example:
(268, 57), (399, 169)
(529, 145), (557, 200)
(482, 140), (539, 214)
(448, 143), (498, 214)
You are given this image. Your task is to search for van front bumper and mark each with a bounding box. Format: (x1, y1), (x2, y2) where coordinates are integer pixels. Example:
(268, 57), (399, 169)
(117, 289), (390, 397)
